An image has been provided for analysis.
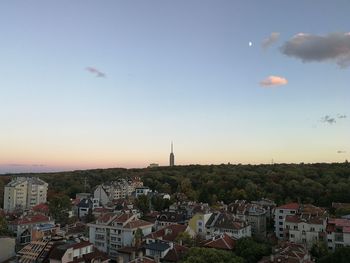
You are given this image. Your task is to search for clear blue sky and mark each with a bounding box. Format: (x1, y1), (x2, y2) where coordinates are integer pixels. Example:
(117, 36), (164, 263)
(0, 0), (349, 173)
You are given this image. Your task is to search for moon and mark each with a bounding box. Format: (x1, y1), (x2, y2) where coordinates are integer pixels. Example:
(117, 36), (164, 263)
(249, 41), (253, 47)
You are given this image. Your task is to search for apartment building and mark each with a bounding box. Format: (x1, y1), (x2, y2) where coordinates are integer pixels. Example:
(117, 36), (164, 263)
(205, 212), (251, 240)
(88, 212), (153, 259)
(326, 218), (350, 251)
(3, 177), (48, 212)
(274, 203), (300, 239)
(228, 200), (267, 239)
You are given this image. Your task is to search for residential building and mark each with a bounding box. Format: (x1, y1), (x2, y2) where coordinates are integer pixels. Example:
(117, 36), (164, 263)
(205, 212), (251, 239)
(3, 177), (48, 212)
(326, 218), (350, 251)
(203, 233), (236, 251)
(48, 241), (109, 263)
(285, 215), (326, 249)
(143, 239), (188, 263)
(186, 212), (212, 238)
(155, 212), (186, 230)
(228, 200), (267, 239)
(274, 203), (300, 239)
(258, 242), (312, 263)
(8, 214), (54, 244)
(135, 187), (151, 198)
(0, 236), (16, 262)
(94, 179), (140, 206)
(31, 223), (60, 241)
(88, 212), (153, 259)
(145, 224), (187, 242)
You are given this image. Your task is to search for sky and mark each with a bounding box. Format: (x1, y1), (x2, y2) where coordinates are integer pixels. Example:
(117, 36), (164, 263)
(0, 0), (349, 173)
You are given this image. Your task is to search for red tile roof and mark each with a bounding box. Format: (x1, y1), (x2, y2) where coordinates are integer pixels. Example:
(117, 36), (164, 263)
(163, 243), (188, 262)
(276, 203), (299, 210)
(145, 224), (187, 242)
(11, 214), (51, 225)
(203, 233), (236, 250)
(32, 203), (49, 212)
(124, 219), (153, 229)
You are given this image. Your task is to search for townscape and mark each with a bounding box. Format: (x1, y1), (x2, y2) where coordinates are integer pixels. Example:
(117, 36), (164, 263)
(1, 161), (350, 263)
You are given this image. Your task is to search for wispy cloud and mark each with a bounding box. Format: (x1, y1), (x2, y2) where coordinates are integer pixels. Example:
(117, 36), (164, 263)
(260, 75), (288, 87)
(280, 32), (350, 68)
(262, 32), (280, 49)
(320, 115), (336, 124)
(337, 150), (347, 154)
(338, 114), (347, 119)
(86, 67), (106, 77)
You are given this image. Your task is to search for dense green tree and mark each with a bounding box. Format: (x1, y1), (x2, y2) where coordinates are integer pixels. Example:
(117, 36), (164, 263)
(319, 247), (350, 263)
(48, 194), (72, 225)
(0, 216), (13, 236)
(175, 231), (194, 247)
(311, 241), (329, 261)
(135, 195), (150, 215)
(235, 237), (271, 263)
(182, 247), (243, 263)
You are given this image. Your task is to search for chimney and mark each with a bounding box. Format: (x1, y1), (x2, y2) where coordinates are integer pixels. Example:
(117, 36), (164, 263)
(138, 251), (143, 259)
(154, 255), (160, 263)
(131, 251), (136, 260)
(117, 256), (124, 263)
(270, 255), (274, 262)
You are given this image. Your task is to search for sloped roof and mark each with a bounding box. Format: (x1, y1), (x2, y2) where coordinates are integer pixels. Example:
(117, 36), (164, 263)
(203, 233), (236, 250)
(276, 203), (299, 210)
(163, 243), (188, 262)
(124, 219), (153, 229)
(145, 224), (187, 242)
(11, 214), (51, 225)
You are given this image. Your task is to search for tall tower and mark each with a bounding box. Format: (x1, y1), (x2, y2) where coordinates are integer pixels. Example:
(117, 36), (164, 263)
(169, 142), (175, 166)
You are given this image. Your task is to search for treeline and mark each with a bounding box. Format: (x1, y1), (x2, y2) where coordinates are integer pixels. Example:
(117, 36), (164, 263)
(1, 162), (350, 208)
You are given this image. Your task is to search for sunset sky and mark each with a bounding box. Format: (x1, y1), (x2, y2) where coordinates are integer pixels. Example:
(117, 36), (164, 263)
(1, 0), (349, 173)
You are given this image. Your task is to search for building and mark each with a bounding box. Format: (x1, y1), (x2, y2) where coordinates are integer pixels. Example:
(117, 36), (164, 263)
(186, 212), (212, 238)
(148, 163), (159, 168)
(8, 214), (54, 244)
(134, 187), (151, 198)
(0, 236), (16, 262)
(326, 218), (350, 251)
(258, 242), (312, 263)
(169, 142), (175, 167)
(94, 179), (140, 206)
(3, 177), (48, 212)
(155, 212), (186, 231)
(88, 212), (153, 259)
(228, 200), (267, 239)
(205, 212), (251, 240)
(274, 203), (300, 239)
(203, 233), (236, 251)
(145, 224), (187, 242)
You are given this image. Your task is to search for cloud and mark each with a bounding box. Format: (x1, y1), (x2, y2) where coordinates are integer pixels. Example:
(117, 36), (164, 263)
(337, 150), (347, 154)
(320, 115), (336, 124)
(262, 32), (280, 49)
(280, 32), (350, 67)
(86, 67), (106, 77)
(259, 75), (288, 87)
(338, 114), (347, 119)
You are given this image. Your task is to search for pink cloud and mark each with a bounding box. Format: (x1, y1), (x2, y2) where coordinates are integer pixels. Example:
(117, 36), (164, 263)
(259, 75), (288, 87)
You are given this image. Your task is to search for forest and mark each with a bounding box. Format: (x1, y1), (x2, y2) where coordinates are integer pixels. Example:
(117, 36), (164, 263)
(1, 162), (350, 209)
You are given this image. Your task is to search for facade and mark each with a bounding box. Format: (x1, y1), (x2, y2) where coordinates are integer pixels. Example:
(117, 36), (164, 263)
(134, 187), (151, 198)
(8, 214), (54, 244)
(186, 212), (212, 238)
(0, 237), (16, 262)
(274, 203), (300, 239)
(3, 177), (48, 212)
(285, 215), (327, 249)
(326, 218), (350, 251)
(88, 212), (153, 259)
(94, 179), (140, 205)
(228, 200), (267, 239)
(205, 212), (251, 240)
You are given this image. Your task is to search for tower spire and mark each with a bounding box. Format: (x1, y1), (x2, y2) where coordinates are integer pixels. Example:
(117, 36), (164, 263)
(171, 141), (173, 153)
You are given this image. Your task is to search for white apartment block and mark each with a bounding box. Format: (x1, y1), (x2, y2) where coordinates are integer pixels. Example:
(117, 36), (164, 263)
(94, 179), (141, 205)
(285, 215), (327, 249)
(88, 212), (153, 259)
(3, 177), (48, 212)
(326, 218), (350, 251)
(274, 203), (299, 239)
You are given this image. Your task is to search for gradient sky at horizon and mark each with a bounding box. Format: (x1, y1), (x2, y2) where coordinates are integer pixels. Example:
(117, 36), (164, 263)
(1, 0), (349, 173)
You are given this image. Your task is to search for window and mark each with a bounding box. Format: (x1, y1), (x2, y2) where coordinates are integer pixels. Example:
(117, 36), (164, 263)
(294, 226), (298, 230)
(279, 216), (283, 219)
(290, 234), (295, 238)
(279, 234), (283, 237)
(328, 239), (332, 242)
(279, 228), (283, 231)
(279, 210), (284, 213)
(279, 222), (283, 225)
(290, 211), (296, 214)
(311, 227), (315, 232)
